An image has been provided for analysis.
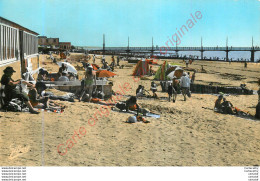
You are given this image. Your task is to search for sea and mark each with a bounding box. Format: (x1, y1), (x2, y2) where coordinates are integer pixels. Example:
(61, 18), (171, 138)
(154, 51), (260, 62)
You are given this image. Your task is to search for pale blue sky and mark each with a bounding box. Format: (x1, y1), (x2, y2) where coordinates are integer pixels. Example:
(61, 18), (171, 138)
(0, 0), (259, 47)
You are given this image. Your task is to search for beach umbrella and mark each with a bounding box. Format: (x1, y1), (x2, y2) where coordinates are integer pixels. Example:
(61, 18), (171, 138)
(167, 68), (184, 79)
(57, 62), (77, 74)
(92, 64), (100, 70)
(96, 70), (117, 98)
(165, 66), (179, 75)
(96, 70), (117, 78)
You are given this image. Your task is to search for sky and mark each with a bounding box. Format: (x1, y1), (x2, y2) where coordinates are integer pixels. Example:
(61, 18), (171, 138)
(0, 0), (259, 47)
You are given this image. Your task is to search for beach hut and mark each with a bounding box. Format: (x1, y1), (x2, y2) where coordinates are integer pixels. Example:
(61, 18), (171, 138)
(0, 16), (39, 80)
(132, 59), (150, 76)
(154, 61), (170, 80)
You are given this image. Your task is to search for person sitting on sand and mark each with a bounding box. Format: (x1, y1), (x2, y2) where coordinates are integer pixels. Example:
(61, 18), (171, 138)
(115, 96), (140, 114)
(214, 95), (248, 116)
(58, 71), (69, 81)
(150, 81), (158, 99)
(136, 85), (145, 98)
(214, 94), (224, 112)
(28, 83), (49, 109)
(58, 63), (67, 77)
(68, 72), (77, 81)
(180, 72), (191, 101)
(37, 68), (48, 81)
(125, 96), (140, 113)
(1, 67), (39, 114)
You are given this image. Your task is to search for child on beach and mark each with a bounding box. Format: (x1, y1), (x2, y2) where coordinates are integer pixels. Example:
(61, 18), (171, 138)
(172, 76), (179, 103)
(151, 81), (158, 99)
(28, 83), (49, 109)
(167, 83), (173, 102)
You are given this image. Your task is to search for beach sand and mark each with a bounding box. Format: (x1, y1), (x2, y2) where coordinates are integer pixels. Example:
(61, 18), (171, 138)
(0, 53), (259, 166)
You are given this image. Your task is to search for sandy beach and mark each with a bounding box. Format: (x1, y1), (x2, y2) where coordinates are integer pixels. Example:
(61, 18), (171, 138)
(0, 53), (259, 166)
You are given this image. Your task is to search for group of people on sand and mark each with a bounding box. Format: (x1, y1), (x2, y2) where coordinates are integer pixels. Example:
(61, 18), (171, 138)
(0, 63), (71, 114)
(99, 55), (120, 71)
(214, 78), (260, 119)
(57, 63), (78, 81)
(167, 72), (192, 102)
(1, 67), (51, 114)
(134, 72), (193, 103)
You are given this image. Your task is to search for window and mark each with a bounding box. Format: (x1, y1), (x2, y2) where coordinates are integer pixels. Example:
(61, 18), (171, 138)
(0, 23), (19, 65)
(22, 31), (38, 57)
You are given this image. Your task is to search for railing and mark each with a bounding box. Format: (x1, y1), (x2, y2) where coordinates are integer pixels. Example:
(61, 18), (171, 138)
(94, 47), (260, 52)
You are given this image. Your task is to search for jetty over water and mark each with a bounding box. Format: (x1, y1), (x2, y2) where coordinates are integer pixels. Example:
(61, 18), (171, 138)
(90, 46), (260, 62)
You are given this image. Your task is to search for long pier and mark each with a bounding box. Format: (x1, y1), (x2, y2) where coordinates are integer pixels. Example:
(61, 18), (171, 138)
(89, 35), (259, 62)
(90, 46), (260, 62)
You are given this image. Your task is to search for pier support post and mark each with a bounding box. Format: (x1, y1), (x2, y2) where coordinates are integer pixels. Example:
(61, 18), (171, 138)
(251, 50), (255, 62)
(200, 51), (204, 59)
(225, 51), (229, 62)
(175, 50), (179, 58)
